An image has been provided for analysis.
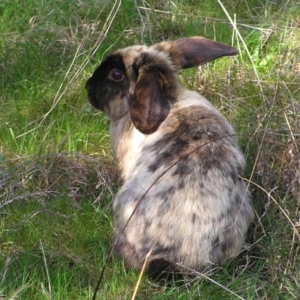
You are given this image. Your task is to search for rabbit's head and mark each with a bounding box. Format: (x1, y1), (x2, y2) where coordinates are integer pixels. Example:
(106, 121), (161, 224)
(86, 37), (238, 134)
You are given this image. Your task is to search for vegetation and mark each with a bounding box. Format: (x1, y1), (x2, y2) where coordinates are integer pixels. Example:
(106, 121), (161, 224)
(1, 0), (299, 299)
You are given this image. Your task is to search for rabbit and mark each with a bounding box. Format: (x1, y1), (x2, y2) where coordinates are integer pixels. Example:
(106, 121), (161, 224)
(85, 36), (254, 278)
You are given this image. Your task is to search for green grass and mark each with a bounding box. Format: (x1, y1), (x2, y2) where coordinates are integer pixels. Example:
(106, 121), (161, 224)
(1, 0), (300, 299)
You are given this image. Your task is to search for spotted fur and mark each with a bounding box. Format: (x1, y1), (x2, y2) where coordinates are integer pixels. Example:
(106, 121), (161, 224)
(86, 37), (254, 277)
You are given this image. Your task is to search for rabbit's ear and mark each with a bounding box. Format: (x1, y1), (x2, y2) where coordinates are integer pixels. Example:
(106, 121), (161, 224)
(129, 68), (171, 134)
(154, 36), (238, 69)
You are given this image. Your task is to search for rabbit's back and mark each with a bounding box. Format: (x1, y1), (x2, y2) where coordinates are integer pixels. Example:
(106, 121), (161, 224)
(113, 90), (253, 272)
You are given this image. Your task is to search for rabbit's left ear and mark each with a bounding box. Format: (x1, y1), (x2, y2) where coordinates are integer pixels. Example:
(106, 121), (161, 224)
(154, 37), (238, 69)
(129, 68), (170, 134)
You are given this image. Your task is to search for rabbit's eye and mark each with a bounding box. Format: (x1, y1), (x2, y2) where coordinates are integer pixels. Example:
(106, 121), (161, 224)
(108, 69), (124, 81)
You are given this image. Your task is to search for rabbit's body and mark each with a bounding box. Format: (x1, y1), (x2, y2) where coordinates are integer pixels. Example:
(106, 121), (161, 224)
(86, 37), (254, 276)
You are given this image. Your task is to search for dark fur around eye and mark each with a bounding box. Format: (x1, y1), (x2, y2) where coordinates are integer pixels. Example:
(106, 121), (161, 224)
(85, 54), (129, 111)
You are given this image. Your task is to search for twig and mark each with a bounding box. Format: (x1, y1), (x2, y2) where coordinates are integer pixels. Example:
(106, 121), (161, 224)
(218, 0), (264, 96)
(40, 239), (52, 300)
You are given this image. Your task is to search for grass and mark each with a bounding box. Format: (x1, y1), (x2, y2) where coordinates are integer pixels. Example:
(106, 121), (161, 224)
(1, 0), (300, 299)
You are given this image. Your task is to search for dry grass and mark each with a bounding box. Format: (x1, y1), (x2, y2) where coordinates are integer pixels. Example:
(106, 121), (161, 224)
(0, 153), (118, 210)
